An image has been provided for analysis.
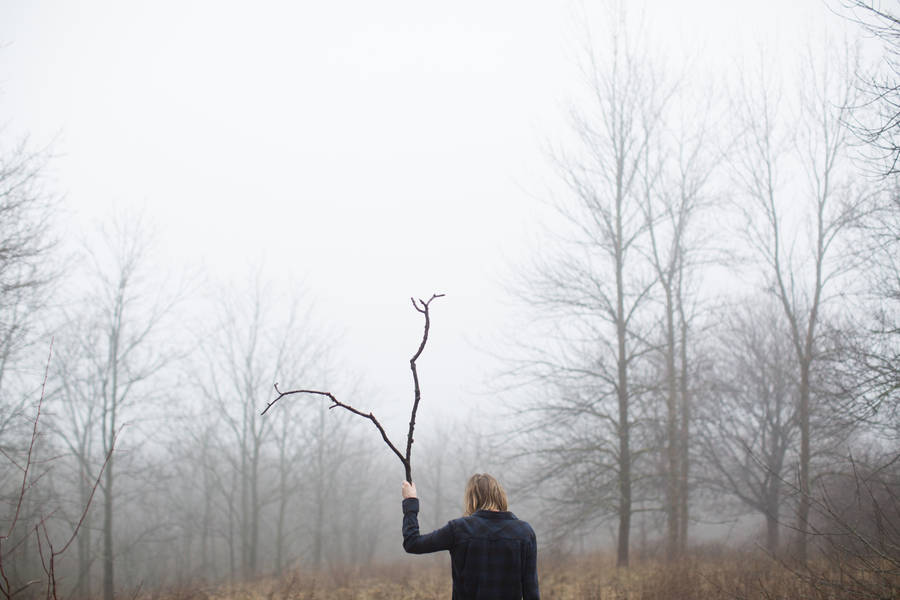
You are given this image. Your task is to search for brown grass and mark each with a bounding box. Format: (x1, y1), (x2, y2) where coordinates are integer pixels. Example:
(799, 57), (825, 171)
(145, 550), (899, 600)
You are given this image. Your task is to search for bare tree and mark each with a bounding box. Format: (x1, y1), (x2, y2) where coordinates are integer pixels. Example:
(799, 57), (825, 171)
(196, 273), (334, 577)
(639, 85), (717, 559)
(774, 450), (900, 598)
(0, 138), (57, 598)
(48, 323), (103, 598)
(271, 397), (309, 574)
(836, 186), (900, 434)
(729, 41), (866, 562)
(696, 300), (799, 554)
(49, 213), (182, 600)
(0, 343), (111, 600)
(0, 137), (57, 448)
(839, 3), (900, 417)
(301, 400), (352, 568)
(155, 422), (215, 585)
(508, 9), (674, 565)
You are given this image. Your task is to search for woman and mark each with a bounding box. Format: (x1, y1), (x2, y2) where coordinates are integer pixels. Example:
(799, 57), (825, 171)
(401, 473), (540, 600)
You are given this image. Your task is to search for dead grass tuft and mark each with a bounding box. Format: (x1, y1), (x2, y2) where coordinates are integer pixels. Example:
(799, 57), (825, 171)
(143, 549), (899, 600)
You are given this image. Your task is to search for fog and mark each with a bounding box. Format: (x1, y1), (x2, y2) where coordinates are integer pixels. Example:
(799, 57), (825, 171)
(1, 1), (899, 598)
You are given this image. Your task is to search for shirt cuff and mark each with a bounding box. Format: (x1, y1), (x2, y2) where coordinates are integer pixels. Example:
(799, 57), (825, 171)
(402, 497), (420, 513)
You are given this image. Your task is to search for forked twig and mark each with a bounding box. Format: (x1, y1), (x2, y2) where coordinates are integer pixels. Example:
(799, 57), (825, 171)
(262, 293), (444, 483)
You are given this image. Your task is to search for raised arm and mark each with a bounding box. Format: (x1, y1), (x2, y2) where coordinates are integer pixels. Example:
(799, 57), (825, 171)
(401, 481), (453, 554)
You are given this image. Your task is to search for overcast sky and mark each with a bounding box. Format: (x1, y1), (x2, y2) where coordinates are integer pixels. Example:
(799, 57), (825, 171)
(0, 1), (854, 438)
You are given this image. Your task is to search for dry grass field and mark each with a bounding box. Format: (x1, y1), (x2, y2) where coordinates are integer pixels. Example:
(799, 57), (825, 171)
(146, 550), (899, 600)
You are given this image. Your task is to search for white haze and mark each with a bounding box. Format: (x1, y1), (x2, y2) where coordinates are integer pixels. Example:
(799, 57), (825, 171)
(0, 0), (854, 449)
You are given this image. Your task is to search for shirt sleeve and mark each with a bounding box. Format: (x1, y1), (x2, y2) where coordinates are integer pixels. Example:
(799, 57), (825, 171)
(522, 529), (540, 600)
(401, 498), (454, 554)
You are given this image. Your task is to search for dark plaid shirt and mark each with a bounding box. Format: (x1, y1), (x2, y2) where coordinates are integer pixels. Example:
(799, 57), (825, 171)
(402, 498), (540, 600)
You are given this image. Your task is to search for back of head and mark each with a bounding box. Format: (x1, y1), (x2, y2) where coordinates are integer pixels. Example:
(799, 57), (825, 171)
(464, 473), (509, 516)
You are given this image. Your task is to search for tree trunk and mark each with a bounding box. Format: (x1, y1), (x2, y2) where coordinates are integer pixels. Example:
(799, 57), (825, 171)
(664, 290), (679, 560)
(228, 468), (237, 584)
(765, 490), (780, 554)
(76, 469), (92, 599)
(240, 434), (250, 577)
(313, 497), (324, 568)
(275, 460), (287, 575)
(249, 443), (260, 575)
(313, 409), (325, 567)
(201, 465), (211, 578)
(677, 313), (690, 554)
(796, 360), (811, 562)
(103, 333), (118, 600)
(102, 456), (114, 600)
(614, 154), (632, 568)
(616, 240), (631, 568)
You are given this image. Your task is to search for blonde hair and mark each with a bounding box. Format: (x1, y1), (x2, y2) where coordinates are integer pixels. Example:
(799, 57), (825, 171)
(464, 473), (509, 516)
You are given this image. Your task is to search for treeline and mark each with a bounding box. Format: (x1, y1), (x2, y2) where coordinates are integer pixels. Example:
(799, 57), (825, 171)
(0, 205), (502, 597)
(504, 0), (900, 583)
(1, 2), (899, 600)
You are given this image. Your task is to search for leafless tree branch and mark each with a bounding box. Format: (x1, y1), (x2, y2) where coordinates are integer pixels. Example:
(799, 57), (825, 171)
(262, 294), (444, 483)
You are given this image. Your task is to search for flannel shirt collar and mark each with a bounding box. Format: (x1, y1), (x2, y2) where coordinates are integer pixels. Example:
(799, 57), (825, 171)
(472, 510), (517, 520)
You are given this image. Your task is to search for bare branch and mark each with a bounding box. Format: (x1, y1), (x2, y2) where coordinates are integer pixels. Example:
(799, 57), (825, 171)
(263, 294), (444, 483)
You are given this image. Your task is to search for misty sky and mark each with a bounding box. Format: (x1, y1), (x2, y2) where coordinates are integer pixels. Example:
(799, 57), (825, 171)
(0, 0), (852, 438)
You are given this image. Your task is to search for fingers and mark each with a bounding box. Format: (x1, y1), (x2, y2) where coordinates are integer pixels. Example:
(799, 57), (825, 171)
(401, 480), (417, 499)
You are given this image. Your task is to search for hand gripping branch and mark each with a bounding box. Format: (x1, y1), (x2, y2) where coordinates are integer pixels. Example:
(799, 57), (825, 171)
(262, 293), (444, 483)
